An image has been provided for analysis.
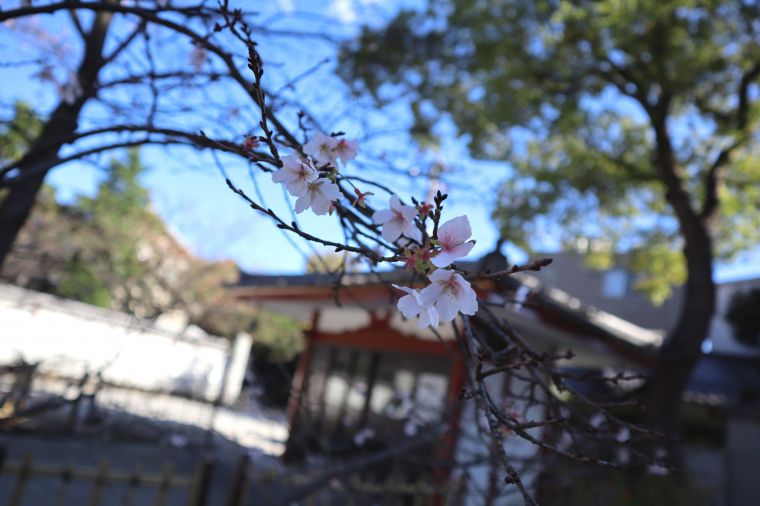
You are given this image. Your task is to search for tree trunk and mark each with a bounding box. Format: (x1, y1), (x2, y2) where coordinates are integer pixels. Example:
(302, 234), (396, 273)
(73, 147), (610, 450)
(645, 111), (716, 435)
(0, 10), (113, 270)
(0, 161), (54, 268)
(644, 225), (715, 434)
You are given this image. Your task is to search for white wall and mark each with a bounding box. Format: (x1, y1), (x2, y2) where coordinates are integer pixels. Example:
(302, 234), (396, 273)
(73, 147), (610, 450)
(0, 284), (251, 403)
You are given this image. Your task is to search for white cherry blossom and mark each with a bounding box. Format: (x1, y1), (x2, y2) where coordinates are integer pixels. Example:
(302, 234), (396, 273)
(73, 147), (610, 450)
(304, 131), (338, 166)
(333, 138), (358, 165)
(419, 269), (478, 322)
(295, 178), (340, 215)
(432, 215), (475, 267)
(272, 155), (318, 197)
(373, 195), (422, 243)
(393, 284), (440, 329)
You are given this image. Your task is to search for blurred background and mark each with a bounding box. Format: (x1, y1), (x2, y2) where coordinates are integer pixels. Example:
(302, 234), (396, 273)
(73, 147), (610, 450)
(0, 0), (759, 504)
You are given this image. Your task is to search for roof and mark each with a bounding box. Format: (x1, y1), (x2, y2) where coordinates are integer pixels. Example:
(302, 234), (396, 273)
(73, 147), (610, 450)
(233, 253), (663, 367)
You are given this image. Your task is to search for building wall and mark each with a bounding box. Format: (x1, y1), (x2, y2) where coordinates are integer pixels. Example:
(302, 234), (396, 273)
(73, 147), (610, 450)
(533, 252), (683, 331)
(535, 252), (760, 356)
(708, 278), (760, 356)
(0, 283), (251, 404)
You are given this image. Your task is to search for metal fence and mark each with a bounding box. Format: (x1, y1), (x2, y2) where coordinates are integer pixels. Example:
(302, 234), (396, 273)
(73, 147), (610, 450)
(0, 452), (464, 506)
(0, 450), (209, 506)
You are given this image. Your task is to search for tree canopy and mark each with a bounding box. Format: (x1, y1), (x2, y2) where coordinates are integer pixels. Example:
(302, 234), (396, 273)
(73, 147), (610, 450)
(340, 0), (760, 303)
(339, 0), (760, 432)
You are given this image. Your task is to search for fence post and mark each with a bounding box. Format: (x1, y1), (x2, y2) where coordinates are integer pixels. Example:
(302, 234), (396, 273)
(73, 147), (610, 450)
(56, 461), (73, 506)
(187, 458), (215, 506)
(9, 453), (33, 506)
(225, 454), (251, 506)
(68, 371), (89, 433)
(125, 462), (142, 506)
(87, 460), (109, 506)
(154, 462), (173, 506)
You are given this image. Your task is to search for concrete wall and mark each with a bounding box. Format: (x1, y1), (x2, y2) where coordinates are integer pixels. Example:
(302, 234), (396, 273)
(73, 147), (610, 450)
(0, 283), (251, 404)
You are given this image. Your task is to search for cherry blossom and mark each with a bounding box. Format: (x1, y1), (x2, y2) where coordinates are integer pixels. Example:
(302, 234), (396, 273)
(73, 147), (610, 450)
(419, 269), (478, 322)
(242, 135), (259, 151)
(304, 131), (338, 166)
(417, 202), (434, 217)
(333, 138), (358, 164)
(272, 155), (318, 197)
(403, 243), (432, 272)
(352, 187), (373, 208)
(373, 195), (422, 243)
(393, 285), (440, 329)
(295, 179), (340, 216)
(432, 215), (475, 267)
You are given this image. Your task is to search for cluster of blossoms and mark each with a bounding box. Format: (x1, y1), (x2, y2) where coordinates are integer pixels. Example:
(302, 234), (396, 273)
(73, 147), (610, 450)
(270, 131), (358, 215)
(386, 214), (478, 329)
(268, 131), (478, 329)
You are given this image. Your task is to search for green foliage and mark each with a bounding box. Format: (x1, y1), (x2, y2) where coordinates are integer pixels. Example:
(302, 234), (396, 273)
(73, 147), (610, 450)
(305, 251), (361, 273)
(340, 0), (760, 302)
(0, 101), (43, 162)
(53, 148), (158, 310)
(251, 311), (305, 362)
(56, 256), (112, 307)
(725, 288), (760, 347)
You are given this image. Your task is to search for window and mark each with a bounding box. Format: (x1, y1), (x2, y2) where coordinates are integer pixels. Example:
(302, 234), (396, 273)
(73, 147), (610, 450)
(602, 269), (629, 298)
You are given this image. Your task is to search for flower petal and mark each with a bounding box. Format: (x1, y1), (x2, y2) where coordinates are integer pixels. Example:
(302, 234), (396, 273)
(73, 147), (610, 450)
(397, 293), (422, 319)
(402, 221), (422, 242)
(381, 221), (403, 242)
(419, 280), (445, 307)
(438, 215), (472, 243)
(431, 250), (457, 268)
(400, 204), (418, 223)
(321, 181), (341, 200)
(294, 194), (310, 214)
(425, 306), (440, 328)
(431, 241), (474, 267)
(454, 278), (478, 315)
(428, 269), (454, 284)
(392, 284), (415, 295)
(436, 294), (459, 322)
(372, 209), (393, 224)
(292, 180), (312, 197)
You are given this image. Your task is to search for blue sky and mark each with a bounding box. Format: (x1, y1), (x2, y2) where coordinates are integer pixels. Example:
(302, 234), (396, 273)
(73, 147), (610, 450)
(2, 0), (759, 282)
